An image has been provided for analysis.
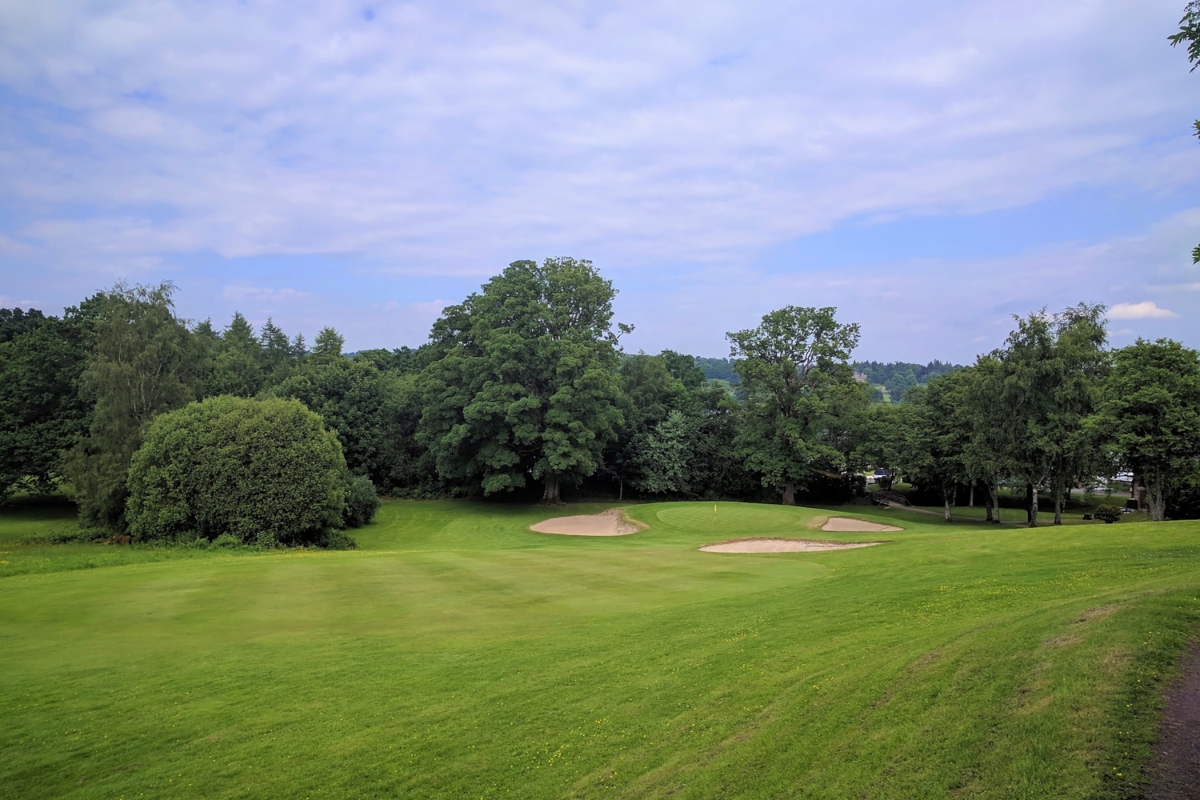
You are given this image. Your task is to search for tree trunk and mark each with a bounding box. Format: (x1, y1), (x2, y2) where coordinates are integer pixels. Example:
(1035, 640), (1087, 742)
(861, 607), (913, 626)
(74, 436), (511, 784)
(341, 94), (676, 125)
(1052, 481), (1063, 526)
(1149, 468), (1167, 521)
(984, 488), (994, 522)
(1025, 483), (1034, 524)
(542, 475), (561, 504)
(990, 484), (1001, 524)
(969, 483), (975, 507)
(1029, 483), (1039, 528)
(943, 488), (953, 522)
(782, 482), (795, 506)
(618, 479), (623, 502)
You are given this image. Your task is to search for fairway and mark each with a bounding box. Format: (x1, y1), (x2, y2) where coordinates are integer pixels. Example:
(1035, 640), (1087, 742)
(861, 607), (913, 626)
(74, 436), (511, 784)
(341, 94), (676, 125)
(2, 500), (1199, 798)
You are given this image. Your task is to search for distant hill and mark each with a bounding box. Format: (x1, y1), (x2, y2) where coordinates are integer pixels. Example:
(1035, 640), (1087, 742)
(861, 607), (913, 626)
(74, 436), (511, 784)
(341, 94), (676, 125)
(694, 357), (740, 384)
(852, 360), (965, 402)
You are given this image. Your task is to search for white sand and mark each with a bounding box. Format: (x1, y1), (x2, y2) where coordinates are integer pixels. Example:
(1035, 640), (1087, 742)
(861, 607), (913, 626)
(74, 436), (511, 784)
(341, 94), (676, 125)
(820, 517), (902, 532)
(530, 508), (647, 536)
(699, 538), (882, 553)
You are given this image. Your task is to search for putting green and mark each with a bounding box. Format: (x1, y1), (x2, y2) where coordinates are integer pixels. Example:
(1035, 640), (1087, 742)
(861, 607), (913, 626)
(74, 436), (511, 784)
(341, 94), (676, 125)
(1, 499), (1198, 799)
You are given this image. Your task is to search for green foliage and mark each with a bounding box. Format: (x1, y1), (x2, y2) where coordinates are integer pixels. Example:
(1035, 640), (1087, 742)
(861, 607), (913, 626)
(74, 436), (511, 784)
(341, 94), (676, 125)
(693, 356), (740, 384)
(1170, 1), (1200, 66)
(852, 360), (964, 402)
(269, 360), (429, 493)
(418, 258), (625, 502)
(1094, 504), (1121, 524)
(728, 306), (862, 504)
(1170, 3), (1200, 262)
(212, 533), (240, 548)
(205, 312), (265, 397)
(342, 473), (380, 528)
(312, 326), (346, 365)
(895, 373), (973, 519)
(126, 395), (346, 546)
(68, 283), (206, 530)
(0, 307), (48, 343)
(657, 350), (708, 389)
(0, 307), (92, 500)
(319, 528), (358, 550)
(631, 410), (698, 495)
(991, 304), (1108, 526)
(1088, 339), (1200, 521)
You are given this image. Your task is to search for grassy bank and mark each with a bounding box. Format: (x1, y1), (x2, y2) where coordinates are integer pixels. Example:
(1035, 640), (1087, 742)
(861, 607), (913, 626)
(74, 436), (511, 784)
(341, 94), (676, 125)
(1, 499), (1198, 798)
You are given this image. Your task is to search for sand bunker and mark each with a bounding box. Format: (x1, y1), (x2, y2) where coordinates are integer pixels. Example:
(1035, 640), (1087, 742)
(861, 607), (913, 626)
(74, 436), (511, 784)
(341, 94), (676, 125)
(820, 517), (902, 532)
(700, 538), (882, 553)
(530, 508), (647, 536)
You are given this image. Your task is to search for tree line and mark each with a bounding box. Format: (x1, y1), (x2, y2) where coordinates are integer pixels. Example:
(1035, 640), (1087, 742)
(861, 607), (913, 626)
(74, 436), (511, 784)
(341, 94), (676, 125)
(2, 259), (1200, 538)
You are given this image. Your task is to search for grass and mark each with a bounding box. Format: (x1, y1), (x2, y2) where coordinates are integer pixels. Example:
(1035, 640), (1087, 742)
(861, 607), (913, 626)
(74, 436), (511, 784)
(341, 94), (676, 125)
(1, 499), (1199, 798)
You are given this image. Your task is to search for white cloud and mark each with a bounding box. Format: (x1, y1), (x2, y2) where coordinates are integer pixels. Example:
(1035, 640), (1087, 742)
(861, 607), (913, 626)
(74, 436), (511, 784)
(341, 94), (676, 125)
(1107, 301), (1179, 320)
(0, 0), (1197, 276)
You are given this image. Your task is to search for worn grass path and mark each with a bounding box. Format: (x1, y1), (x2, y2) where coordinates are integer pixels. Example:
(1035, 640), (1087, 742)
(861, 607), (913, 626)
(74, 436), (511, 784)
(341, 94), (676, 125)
(0, 499), (1198, 798)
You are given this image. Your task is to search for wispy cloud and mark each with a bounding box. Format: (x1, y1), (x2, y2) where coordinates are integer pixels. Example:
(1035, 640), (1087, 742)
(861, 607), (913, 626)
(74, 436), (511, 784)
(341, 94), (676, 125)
(1, 0), (1198, 356)
(221, 286), (312, 303)
(1, 0), (1198, 276)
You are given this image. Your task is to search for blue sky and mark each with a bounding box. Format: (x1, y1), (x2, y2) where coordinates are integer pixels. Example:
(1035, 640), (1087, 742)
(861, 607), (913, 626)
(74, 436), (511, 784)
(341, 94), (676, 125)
(2, 0), (1199, 362)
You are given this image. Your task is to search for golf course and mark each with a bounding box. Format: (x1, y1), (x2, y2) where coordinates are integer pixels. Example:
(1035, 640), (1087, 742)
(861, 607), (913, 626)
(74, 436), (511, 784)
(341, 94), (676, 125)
(2, 498), (1198, 799)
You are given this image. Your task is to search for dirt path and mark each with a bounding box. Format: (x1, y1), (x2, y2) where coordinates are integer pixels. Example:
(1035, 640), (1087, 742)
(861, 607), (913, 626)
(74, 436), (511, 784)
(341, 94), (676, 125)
(1147, 638), (1200, 799)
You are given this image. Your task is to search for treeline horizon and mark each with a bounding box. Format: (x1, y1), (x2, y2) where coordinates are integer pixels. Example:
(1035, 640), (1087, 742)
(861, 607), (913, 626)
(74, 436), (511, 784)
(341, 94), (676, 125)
(3, 257), (1200, 539)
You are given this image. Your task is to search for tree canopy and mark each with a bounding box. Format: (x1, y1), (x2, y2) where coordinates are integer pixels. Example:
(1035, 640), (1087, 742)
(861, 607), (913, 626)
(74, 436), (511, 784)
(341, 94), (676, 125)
(417, 258), (627, 502)
(126, 395), (347, 546)
(728, 306), (862, 505)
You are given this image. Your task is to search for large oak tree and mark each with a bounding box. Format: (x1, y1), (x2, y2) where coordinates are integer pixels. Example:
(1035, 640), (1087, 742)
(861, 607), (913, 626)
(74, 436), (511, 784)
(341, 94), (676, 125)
(417, 258), (626, 502)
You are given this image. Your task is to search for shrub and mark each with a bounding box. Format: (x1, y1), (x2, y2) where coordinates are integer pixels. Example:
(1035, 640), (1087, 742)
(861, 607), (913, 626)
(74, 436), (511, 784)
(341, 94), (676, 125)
(1094, 504), (1121, 524)
(212, 533), (240, 549)
(319, 529), (358, 550)
(126, 396), (346, 546)
(342, 473), (380, 528)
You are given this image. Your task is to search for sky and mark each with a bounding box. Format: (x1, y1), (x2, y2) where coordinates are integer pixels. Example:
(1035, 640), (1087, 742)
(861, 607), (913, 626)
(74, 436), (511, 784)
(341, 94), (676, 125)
(1, 0), (1199, 363)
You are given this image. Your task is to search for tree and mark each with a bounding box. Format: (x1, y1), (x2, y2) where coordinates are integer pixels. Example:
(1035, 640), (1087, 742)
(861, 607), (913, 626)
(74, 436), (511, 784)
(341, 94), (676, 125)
(658, 350), (708, 389)
(992, 305), (1107, 527)
(1087, 339), (1200, 521)
(0, 307), (93, 499)
(206, 312), (265, 398)
(418, 258), (626, 502)
(126, 396), (346, 546)
(312, 327), (346, 365)
(68, 282), (206, 529)
(960, 357), (1009, 523)
(727, 306), (861, 505)
(610, 353), (691, 497)
(0, 307), (48, 343)
(1171, 1), (1200, 263)
(268, 358), (421, 493)
(897, 373), (971, 521)
(632, 410), (699, 495)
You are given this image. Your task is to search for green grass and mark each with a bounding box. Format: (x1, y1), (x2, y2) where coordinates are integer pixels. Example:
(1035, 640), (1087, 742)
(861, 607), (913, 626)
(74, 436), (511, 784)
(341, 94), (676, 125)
(1, 499), (1199, 798)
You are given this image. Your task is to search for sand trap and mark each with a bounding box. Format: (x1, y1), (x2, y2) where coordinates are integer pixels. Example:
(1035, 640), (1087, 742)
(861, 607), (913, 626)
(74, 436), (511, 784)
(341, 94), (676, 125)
(820, 517), (902, 532)
(530, 508), (647, 536)
(700, 538), (882, 553)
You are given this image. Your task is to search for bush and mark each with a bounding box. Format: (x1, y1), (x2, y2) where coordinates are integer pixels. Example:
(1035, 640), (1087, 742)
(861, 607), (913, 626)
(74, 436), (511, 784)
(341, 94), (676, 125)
(342, 473), (380, 528)
(319, 529), (358, 550)
(212, 533), (240, 549)
(1094, 504), (1121, 524)
(126, 396), (347, 546)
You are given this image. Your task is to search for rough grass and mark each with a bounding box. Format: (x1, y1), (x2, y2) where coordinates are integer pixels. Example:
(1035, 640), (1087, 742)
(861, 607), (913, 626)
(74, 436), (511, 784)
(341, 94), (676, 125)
(0, 499), (1198, 798)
